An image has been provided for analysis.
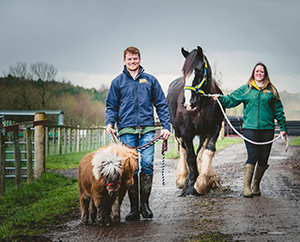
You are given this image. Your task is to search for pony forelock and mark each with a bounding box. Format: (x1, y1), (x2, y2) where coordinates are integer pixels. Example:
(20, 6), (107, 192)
(92, 146), (123, 180)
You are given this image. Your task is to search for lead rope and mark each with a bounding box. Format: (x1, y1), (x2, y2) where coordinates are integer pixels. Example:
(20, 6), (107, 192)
(108, 131), (168, 185)
(207, 96), (289, 151)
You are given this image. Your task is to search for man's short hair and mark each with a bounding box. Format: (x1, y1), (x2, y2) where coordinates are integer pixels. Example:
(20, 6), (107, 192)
(124, 46), (141, 59)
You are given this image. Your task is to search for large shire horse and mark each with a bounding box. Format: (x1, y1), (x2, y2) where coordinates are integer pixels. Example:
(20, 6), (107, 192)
(167, 46), (224, 196)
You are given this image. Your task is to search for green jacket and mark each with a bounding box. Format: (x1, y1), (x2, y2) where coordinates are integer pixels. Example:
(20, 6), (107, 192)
(218, 82), (287, 132)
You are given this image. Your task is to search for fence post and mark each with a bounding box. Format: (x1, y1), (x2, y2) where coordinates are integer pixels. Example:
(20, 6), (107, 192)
(26, 127), (33, 184)
(13, 129), (22, 187)
(68, 127), (71, 153)
(58, 126), (61, 154)
(34, 112), (46, 179)
(63, 127), (67, 154)
(0, 132), (5, 196)
(77, 126), (80, 152)
(45, 126), (49, 156)
(52, 127), (56, 155)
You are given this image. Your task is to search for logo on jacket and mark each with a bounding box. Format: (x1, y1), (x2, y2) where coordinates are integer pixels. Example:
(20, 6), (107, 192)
(139, 79), (148, 84)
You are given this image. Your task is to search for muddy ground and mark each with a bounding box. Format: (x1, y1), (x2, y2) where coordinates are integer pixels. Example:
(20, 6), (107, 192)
(18, 137), (300, 241)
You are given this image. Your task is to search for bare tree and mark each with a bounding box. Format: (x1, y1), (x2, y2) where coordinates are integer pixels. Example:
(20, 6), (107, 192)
(212, 62), (223, 86)
(30, 62), (58, 109)
(8, 62), (32, 80)
(30, 62), (57, 82)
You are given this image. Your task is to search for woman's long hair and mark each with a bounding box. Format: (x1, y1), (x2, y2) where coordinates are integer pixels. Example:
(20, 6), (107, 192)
(246, 62), (280, 99)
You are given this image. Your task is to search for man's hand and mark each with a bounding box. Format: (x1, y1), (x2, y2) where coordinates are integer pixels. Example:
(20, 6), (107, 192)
(161, 129), (171, 140)
(106, 124), (115, 134)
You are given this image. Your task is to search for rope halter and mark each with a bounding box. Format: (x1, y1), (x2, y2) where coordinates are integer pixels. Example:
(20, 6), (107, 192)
(184, 59), (208, 94)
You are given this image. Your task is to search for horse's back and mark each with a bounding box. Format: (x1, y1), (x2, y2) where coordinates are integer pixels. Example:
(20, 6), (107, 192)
(168, 77), (184, 94)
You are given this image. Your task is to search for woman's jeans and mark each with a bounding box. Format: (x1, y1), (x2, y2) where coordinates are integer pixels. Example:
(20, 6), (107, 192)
(243, 129), (274, 166)
(120, 131), (155, 175)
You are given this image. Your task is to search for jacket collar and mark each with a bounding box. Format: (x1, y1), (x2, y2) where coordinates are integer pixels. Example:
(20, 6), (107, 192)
(252, 80), (261, 90)
(123, 65), (144, 80)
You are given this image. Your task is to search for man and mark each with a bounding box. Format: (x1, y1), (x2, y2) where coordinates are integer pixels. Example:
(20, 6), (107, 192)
(106, 46), (171, 221)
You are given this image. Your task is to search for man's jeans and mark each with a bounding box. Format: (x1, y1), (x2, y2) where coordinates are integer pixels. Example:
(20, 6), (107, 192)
(120, 131), (155, 175)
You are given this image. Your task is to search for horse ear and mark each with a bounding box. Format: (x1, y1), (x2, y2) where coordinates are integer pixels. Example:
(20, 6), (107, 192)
(197, 46), (203, 60)
(181, 47), (189, 58)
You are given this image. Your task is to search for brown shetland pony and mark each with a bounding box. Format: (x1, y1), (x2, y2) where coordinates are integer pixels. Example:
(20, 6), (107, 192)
(78, 144), (137, 226)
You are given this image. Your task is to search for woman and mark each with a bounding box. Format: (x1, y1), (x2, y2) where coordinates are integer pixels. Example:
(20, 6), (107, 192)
(212, 62), (287, 197)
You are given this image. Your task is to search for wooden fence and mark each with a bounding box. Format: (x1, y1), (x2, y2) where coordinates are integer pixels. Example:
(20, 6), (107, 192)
(0, 113), (111, 197)
(0, 117), (47, 196)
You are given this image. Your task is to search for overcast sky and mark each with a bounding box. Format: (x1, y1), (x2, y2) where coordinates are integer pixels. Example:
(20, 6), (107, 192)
(1, 0), (299, 94)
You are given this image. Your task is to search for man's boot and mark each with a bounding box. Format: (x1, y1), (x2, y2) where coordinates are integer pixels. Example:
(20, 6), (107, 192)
(252, 165), (269, 196)
(125, 175), (140, 221)
(243, 164), (254, 198)
(139, 174), (153, 218)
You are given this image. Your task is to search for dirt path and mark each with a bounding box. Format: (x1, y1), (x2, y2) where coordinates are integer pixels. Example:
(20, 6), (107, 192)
(44, 138), (300, 242)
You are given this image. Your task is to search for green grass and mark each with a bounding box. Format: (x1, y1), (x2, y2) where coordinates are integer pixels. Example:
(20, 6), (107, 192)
(165, 137), (244, 159)
(46, 150), (94, 170)
(0, 172), (78, 241)
(290, 136), (300, 146)
(0, 151), (91, 240)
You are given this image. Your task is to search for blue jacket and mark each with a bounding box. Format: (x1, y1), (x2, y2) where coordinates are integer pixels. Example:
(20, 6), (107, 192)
(106, 66), (170, 131)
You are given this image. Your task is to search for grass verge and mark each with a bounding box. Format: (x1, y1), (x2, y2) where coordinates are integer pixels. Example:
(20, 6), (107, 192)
(0, 151), (90, 241)
(165, 137), (244, 159)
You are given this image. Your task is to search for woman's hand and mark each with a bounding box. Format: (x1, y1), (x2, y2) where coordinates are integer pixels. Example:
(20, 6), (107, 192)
(280, 131), (287, 138)
(211, 94), (220, 101)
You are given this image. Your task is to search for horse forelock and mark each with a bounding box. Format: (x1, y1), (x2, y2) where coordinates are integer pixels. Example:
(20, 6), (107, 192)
(92, 146), (122, 180)
(182, 50), (198, 81)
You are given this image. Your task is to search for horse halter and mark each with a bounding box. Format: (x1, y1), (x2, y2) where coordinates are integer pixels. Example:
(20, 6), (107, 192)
(184, 59), (207, 94)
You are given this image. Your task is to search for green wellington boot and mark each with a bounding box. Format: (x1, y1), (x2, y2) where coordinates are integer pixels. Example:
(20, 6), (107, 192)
(252, 165), (269, 196)
(243, 164), (255, 198)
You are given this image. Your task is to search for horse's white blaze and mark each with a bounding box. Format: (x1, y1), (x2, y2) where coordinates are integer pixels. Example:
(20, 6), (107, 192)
(183, 72), (195, 108)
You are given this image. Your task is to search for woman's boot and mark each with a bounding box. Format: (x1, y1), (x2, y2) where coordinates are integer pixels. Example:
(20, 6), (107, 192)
(243, 164), (254, 197)
(252, 165), (269, 196)
(139, 174), (153, 218)
(125, 175), (140, 221)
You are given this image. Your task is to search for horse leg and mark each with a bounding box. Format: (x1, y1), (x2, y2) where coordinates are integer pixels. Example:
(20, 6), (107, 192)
(196, 136), (208, 175)
(79, 183), (90, 225)
(194, 130), (222, 194)
(181, 138), (198, 196)
(176, 138), (188, 189)
(90, 199), (97, 223)
(111, 196), (120, 222)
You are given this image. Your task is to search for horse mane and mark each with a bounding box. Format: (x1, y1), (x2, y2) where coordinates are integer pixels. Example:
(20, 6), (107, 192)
(109, 144), (138, 174)
(92, 146), (123, 180)
(182, 49), (199, 81)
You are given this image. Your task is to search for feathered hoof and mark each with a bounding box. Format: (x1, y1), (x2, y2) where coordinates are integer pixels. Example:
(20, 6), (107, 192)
(176, 175), (186, 189)
(194, 174), (222, 194)
(180, 186), (199, 197)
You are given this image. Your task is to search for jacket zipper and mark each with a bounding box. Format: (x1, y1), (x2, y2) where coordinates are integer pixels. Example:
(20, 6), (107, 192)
(258, 90), (261, 129)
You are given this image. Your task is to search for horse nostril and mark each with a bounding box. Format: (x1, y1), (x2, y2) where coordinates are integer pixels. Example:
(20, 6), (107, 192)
(110, 191), (118, 197)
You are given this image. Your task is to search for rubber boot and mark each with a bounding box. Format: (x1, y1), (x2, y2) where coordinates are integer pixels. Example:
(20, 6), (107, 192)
(125, 175), (140, 221)
(139, 174), (153, 218)
(252, 165), (269, 196)
(243, 164), (254, 198)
